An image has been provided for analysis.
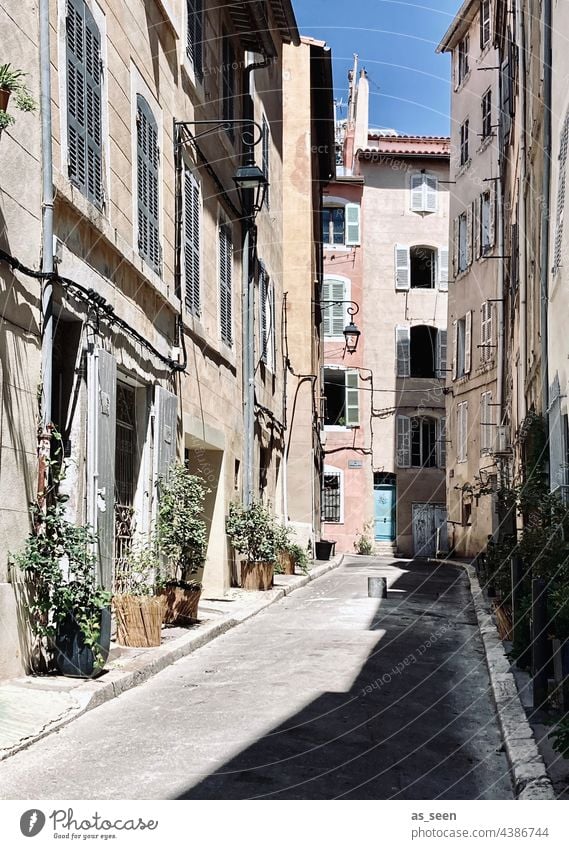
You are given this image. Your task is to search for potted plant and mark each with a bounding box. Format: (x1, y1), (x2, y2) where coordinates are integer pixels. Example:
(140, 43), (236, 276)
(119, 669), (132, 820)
(274, 526), (310, 576)
(11, 497), (111, 679)
(315, 539), (336, 561)
(0, 63), (37, 132)
(226, 501), (279, 590)
(112, 544), (165, 647)
(354, 521), (374, 555)
(155, 463), (209, 624)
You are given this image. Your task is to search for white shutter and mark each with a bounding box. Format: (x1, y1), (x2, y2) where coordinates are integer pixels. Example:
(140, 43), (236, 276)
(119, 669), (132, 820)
(425, 175), (438, 212)
(438, 247), (449, 291)
(395, 244), (411, 290)
(410, 173), (424, 211)
(465, 310), (472, 374)
(438, 417), (447, 468)
(474, 195), (481, 259)
(345, 370), (360, 426)
(397, 416), (411, 467)
(396, 325), (411, 377)
(322, 279), (345, 337)
(345, 203), (361, 245)
(436, 329), (447, 378)
(452, 319), (457, 380)
(466, 202), (474, 266)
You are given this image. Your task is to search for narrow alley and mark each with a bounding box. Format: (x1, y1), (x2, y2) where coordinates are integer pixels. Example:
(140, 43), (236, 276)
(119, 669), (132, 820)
(0, 559), (513, 800)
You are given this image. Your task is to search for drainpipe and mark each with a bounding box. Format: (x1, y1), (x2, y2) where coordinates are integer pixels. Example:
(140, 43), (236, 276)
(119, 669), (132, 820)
(540, 0), (552, 421)
(38, 0), (54, 503)
(517, 0), (527, 422)
(242, 53), (271, 509)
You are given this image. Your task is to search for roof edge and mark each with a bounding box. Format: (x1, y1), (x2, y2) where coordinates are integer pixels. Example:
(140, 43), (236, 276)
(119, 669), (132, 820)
(436, 0), (478, 53)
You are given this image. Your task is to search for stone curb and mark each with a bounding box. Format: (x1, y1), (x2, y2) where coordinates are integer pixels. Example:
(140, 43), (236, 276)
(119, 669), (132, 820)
(431, 558), (555, 800)
(0, 555), (344, 762)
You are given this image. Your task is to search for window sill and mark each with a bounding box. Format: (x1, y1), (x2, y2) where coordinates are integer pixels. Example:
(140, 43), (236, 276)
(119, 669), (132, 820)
(455, 70), (471, 93)
(324, 426), (357, 432)
(456, 158), (472, 179)
(323, 244), (353, 253)
(477, 135), (494, 156)
(54, 169), (181, 315)
(153, 0), (181, 38)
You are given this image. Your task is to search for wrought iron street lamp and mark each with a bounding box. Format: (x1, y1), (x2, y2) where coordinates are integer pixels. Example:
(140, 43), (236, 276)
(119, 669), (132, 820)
(317, 299), (362, 355)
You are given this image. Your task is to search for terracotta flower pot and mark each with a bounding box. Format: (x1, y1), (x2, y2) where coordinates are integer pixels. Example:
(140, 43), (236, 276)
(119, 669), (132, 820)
(241, 560), (274, 591)
(0, 87), (10, 113)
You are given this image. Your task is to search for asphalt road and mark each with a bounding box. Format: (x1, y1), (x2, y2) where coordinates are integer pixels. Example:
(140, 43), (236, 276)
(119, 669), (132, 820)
(0, 558), (513, 800)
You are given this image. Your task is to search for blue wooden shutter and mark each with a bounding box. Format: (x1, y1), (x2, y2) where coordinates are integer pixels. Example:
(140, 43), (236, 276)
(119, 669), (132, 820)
(137, 95), (160, 274)
(184, 167), (200, 316)
(186, 0), (203, 80)
(219, 223), (233, 345)
(66, 0), (103, 207)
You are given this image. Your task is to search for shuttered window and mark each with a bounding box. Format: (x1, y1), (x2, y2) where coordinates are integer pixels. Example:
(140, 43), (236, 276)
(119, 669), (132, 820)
(436, 329), (447, 378)
(554, 111), (569, 272)
(136, 95), (160, 274)
(262, 114), (270, 210)
(219, 222), (233, 345)
(186, 0), (203, 80)
(396, 416), (411, 468)
(396, 326), (410, 377)
(395, 245), (410, 290)
(464, 309), (472, 374)
(438, 417), (447, 468)
(321, 278), (346, 337)
(480, 0), (491, 48)
(458, 212), (468, 272)
(66, 0), (103, 208)
(481, 391), (493, 454)
(184, 167), (201, 317)
(480, 301), (493, 361)
(345, 203), (361, 245)
(460, 119), (469, 166)
(457, 401), (468, 463)
(260, 267), (275, 370)
(345, 371), (359, 426)
(438, 247), (449, 290)
(410, 173), (438, 213)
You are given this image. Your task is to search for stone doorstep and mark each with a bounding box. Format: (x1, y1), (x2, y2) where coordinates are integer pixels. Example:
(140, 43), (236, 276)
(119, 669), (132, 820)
(431, 558), (556, 800)
(0, 556), (344, 762)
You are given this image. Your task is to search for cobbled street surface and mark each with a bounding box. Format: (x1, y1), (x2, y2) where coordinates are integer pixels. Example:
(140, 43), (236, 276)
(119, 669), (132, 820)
(0, 558), (513, 799)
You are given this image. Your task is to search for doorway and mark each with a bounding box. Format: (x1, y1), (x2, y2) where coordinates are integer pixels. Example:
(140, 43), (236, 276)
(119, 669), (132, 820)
(374, 473), (396, 541)
(412, 503), (448, 557)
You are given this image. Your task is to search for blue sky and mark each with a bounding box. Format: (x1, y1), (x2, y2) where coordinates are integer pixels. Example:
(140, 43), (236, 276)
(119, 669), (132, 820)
(293, 0), (460, 137)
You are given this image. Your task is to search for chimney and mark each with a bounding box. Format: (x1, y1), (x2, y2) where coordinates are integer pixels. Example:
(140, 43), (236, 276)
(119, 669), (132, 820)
(354, 68), (369, 153)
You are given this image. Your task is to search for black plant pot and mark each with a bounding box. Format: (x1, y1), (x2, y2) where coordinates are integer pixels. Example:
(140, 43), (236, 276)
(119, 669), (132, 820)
(315, 540), (335, 561)
(54, 607), (111, 678)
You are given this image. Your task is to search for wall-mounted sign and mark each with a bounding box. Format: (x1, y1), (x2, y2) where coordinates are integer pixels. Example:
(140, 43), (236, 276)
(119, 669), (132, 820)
(348, 460), (363, 469)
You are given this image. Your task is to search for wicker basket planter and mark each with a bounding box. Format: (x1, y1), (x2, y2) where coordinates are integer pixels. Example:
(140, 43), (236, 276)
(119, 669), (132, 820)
(157, 581), (202, 625)
(113, 595), (164, 647)
(278, 550), (296, 575)
(241, 560), (274, 591)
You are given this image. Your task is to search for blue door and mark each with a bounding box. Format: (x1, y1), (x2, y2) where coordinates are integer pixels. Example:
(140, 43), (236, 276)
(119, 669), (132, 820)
(374, 485), (396, 541)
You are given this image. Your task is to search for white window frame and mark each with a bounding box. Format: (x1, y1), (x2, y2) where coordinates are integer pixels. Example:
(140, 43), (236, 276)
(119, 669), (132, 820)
(457, 401), (468, 463)
(322, 275), (351, 338)
(322, 198), (361, 248)
(323, 365), (359, 430)
(322, 465), (344, 524)
(481, 391), (493, 454)
(410, 172), (438, 214)
(57, 0), (110, 217)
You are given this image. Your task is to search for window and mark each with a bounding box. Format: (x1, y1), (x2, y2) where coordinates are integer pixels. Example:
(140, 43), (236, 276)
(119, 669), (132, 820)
(322, 203), (360, 246)
(322, 470), (342, 523)
(66, 0), (103, 207)
(453, 311), (472, 379)
(457, 401), (468, 463)
(457, 35), (469, 86)
(183, 167), (201, 317)
(222, 34), (236, 136)
(262, 114), (270, 210)
(480, 301), (493, 361)
(481, 391), (493, 454)
(186, 0), (203, 80)
(136, 94), (160, 273)
(395, 246), (448, 291)
(499, 37), (515, 151)
(321, 277), (349, 337)
(460, 119), (469, 166)
(480, 0), (491, 49)
(260, 267), (275, 370)
(479, 189), (494, 255)
(397, 416), (446, 468)
(219, 222), (233, 345)
(554, 111), (569, 272)
(458, 211), (469, 272)
(410, 172), (438, 214)
(439, 417), (447, 468)
(481, 88), (492, 140)
(396, 326), (447, 379)
(323, 368), (359, 427)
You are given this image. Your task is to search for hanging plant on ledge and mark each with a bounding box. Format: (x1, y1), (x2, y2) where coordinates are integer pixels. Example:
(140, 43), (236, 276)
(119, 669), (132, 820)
(0, 64), (37, 133)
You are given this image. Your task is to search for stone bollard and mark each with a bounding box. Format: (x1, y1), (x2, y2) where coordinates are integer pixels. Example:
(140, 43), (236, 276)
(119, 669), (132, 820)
(368, 577), (388, 599)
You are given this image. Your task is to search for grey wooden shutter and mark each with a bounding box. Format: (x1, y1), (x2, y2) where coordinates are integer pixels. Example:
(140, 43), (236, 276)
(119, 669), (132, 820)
(425, 175), (437, 212)
(186, 0), (203, 80)
(88, 348), (116, 590)
(66, 0), (103, 207)
(436, 329), (447, 378)
(464, 310), (472, 374)
(554, 113), (569, 271)
(184, 167), (200, 317)
(262, 115), (270, 210)
(452, 319), (457, 380)
(549, 377), (565, 493)
(438, 417), (447, 468)
(396, 326), (410, 377)
(438, 247), (449, 291)
(466, 202), (474, 266)
(219, 223), (233, 345)
(260, 267), (268, 363)
(452, 217), (458, 278)
(395, 245), (410, 290)
(397, 416), (411, 467)
(137, 94), (161, 274)
(410, 173), (423, 211)
(153, 385), (178, 523)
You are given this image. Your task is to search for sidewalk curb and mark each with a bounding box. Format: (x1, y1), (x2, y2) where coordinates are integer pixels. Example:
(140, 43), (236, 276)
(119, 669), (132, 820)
(0, 555), (344, 762)
(431, 558), (555, 800)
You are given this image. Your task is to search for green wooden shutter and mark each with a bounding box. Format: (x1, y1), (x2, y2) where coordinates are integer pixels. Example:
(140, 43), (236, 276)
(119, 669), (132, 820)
(184, 167), (200, 317)
(66, 0), (103, 207)
(345, 370), (359, 426)
(219, 223), (233, 345)
(137, 94), (160, 274)
(345, 203), (361, 245)
(186, 0), (203, 80)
